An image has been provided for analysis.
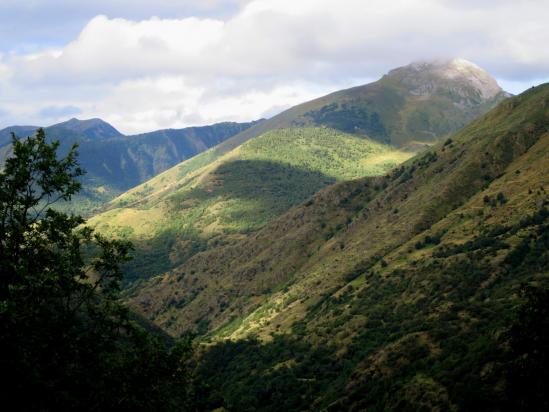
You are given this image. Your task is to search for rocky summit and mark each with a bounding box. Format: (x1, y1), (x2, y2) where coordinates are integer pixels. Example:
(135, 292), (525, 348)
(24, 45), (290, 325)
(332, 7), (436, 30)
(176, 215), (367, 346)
(386, 58), (508, 102)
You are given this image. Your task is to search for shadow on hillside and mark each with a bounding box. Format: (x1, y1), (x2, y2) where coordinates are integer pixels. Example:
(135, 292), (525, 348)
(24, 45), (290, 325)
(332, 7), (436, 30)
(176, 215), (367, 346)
(123, 159), (336, 285)
(178, 158), (334, 207)
(194, 325), (503, 412)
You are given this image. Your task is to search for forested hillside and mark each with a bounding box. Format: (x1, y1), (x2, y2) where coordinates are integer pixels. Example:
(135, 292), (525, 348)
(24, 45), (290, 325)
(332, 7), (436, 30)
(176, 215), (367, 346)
(87, 59), (512, 289)
(128, 84), (549, 411)
(89, 127), (412, 285)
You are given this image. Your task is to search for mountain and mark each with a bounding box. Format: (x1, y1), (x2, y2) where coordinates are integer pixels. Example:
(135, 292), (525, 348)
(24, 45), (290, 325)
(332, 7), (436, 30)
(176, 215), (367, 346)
(0, 125), (40, 160)
(208, 58), (510, 154)
(88, 59), (510, 284)
(61, 119), (261, 192)
(49, 117), (124, 140)
(0, 125), (40, 146)
(89, 127), (413, 284)
(0, 59), (506, 217)
(0, 118), (260, 213)
(127, 84), (549, 410)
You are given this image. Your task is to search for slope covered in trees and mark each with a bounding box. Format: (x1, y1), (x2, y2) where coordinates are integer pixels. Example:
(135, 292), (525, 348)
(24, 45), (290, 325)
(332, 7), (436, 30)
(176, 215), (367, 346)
(89, 127), (412, 285)
(88, 59), (511, 290)
(129, 84), (549, 410)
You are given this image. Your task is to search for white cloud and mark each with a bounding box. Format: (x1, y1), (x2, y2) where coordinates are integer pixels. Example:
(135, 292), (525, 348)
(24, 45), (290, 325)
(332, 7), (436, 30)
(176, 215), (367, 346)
(1, 0), (548, 133)
(73, 77), (336, 134)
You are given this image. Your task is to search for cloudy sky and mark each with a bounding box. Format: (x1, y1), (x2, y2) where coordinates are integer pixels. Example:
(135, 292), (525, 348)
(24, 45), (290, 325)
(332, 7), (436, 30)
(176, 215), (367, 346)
(1, 0), (548, 134)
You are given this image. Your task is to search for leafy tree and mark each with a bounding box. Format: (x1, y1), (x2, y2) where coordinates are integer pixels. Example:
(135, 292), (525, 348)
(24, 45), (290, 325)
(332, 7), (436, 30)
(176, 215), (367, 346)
(0, 129), (194, 411)
(504, 285), (549, 412)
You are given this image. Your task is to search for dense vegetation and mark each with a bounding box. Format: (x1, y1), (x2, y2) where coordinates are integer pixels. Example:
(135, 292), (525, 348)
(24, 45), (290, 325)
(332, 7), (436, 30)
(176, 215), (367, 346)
(195, 280), (549, 412)
(90, 127), (411, 285)
(0, 69), (546, 411)
(128, 84), (549, 410)
(304, 102), (389, 142)
(0, 129), (195, 411)
(80, 59), (509, 288)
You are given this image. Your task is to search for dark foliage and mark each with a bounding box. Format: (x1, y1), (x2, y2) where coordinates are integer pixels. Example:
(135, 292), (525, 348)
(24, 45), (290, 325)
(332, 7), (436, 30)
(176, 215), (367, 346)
(0, 129), (194, 411)
(305, 103), (389, 142)
(504, 285), (549, 412)
(195, 205), (549, 411)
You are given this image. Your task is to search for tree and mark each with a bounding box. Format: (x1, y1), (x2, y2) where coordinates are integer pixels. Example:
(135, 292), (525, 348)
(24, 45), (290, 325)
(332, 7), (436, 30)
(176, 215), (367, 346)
(0, 129), (194, 411)
(504, 285), (549, 412)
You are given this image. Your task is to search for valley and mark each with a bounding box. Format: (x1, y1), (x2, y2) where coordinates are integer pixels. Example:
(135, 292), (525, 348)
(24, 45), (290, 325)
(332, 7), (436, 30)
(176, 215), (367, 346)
(3, 53), (547, 411)
(89, 127), (413, 285)
(3, 1), (548, 410)
(89, 59), (510, 288)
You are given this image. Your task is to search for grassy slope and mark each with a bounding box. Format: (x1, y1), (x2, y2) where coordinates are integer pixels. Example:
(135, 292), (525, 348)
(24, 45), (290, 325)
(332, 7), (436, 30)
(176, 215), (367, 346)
(129, 85), (549, 410)
(89, 128), (412, 284)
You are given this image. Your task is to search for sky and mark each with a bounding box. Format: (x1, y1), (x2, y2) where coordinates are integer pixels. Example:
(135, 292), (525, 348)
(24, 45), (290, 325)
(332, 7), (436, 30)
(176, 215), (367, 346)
(0, 0), (548, 134)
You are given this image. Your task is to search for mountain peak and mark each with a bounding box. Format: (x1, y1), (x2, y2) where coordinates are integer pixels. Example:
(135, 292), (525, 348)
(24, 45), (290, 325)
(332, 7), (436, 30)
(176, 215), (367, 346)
(53, 117), (123, 139)
(385, 58), (506, 100)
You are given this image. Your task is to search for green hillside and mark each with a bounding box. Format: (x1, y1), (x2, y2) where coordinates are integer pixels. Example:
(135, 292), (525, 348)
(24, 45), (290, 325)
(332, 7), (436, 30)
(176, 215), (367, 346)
(89, 127), (412, 284)
(86, 59), (510, 284)
(128, 85), (549, 410)
(1, 60), (506, 218)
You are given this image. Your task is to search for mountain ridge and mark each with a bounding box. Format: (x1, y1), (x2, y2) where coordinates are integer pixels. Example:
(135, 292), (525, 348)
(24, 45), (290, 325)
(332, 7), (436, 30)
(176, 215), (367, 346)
(89, 127), (413, 285)
(129, 83), (548, 337)
(52, 117), (124, 139)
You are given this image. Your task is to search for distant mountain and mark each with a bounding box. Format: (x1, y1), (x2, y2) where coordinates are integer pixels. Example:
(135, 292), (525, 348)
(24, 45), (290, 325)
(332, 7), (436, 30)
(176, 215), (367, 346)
(128, 84), (549, 410)
(212, 58), (509, 153)
(0, 118), (261, 213)
(0, 59), (507, 216)
(0, 126), (41, 170)
(0, 125), (40, 146)
(49, 117), (124, 140)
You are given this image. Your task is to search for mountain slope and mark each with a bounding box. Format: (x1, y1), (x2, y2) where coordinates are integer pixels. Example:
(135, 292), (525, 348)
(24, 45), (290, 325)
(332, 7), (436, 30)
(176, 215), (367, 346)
(69, 120), (261, 193)
(0, 119), (260, 213)
(206, 59), (509, 157)
(121, 59), (507, 207)
(128, 84), (549, 410)
(86, 59), (510, 282)
(0, 126), (40, 167)
(89, 127), (412, 284)
(0, 125), (40, 147)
